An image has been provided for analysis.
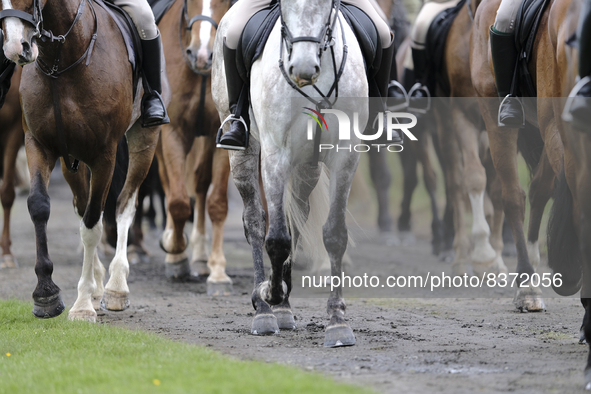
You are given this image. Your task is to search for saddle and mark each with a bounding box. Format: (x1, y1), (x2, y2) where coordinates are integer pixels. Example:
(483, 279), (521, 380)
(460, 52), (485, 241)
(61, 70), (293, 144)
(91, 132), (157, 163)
(512, 0), (552, 97)
(425, 0), (466, 96)
(94, 0), (142, 100)
(147, 0), (175, 24)
(236, 2), (382, 82)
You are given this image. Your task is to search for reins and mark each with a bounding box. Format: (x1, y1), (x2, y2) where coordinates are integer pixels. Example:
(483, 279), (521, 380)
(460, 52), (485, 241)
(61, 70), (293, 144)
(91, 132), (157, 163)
(0, 0), (99, 173)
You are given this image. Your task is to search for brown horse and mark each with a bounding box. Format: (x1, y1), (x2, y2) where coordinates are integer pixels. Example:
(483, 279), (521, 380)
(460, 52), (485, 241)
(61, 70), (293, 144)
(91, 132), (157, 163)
(471, 0), (575, 312)
(156, 0), (233, 295)
(0, 0), (168, 321)
(0, 66), (23, 269)
(419, 0), (508, 278)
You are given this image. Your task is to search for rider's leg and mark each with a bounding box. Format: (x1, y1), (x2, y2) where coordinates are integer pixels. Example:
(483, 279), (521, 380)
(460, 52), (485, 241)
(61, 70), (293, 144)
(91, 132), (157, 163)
(0, 31), (16, 109)
(490, 0), (524, 128)
(568, 0), (591, 124)
(115, 0), (169, 127)
(217, 0), (270, 150)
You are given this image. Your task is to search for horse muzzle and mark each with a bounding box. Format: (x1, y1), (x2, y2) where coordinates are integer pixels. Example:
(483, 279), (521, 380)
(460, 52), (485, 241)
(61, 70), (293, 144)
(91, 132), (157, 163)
(5, 38), (37, 66)
(288, 59), (320, 88)
(186, 45), (212, 74)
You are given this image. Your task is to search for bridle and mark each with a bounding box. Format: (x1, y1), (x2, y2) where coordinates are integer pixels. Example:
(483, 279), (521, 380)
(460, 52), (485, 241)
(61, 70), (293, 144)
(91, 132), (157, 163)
(0, 0), (98, 173)
(179, 0), (218, 75)
(278, 0), (347, 111)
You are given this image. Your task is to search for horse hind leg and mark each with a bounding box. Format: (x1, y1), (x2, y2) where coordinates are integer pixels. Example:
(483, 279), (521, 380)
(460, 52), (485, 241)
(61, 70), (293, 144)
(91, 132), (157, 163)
(25, 136), (64, 318)
(0, 124), (22, 268)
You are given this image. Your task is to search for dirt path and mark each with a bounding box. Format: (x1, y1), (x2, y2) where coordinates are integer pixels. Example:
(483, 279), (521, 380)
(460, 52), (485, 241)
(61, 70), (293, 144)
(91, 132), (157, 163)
(0, 172), (588, 394)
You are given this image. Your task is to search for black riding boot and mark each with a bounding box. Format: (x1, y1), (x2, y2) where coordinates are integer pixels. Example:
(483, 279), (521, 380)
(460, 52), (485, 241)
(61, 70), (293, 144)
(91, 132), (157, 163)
(567, 0), (591, 128)
(216, 41), (249, 150)
(140, 33), (170, 127)
(408, 47), (430, 113)
(370, 41), (404, 144)
(490, 27), (524, 128)
(0, 31), (15, 109)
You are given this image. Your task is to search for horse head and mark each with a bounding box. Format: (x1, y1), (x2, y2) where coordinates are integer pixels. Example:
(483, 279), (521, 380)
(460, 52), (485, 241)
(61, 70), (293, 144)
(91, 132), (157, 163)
(280, 0), (337, 87)
(0, 0), (42, 65)
(183, 0), (229, 74)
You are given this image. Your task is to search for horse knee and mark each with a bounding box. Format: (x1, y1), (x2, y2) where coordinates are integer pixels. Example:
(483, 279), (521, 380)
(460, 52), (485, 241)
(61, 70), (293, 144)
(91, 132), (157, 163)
(168, 197), (191, 223)
(322, 223), (347, 258)
(265, 231), (291, 265)
(27, 183), (50, 224)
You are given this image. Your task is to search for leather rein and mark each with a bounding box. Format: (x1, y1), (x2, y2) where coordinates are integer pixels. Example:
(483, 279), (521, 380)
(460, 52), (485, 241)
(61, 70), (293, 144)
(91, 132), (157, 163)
(0, 0), (99, 173)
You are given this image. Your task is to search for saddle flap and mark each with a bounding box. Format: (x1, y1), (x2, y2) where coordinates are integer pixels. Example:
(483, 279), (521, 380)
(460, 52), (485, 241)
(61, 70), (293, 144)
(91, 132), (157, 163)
(237, 2), (280, 81)
(425, 0), (466, 97)
(147, 0), (176, 25)
(94, 0), (142, 99)
(340, 4), (381, 75)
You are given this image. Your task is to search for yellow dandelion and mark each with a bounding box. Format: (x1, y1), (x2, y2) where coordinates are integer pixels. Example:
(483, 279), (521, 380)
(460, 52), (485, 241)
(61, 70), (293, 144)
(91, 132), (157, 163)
(6, 353), (10, 357)
(153, 379), (161, 386)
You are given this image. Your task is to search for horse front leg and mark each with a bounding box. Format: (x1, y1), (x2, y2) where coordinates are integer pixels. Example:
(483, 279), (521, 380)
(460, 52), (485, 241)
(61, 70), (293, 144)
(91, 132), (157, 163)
(230, 140), (275, 334)
(204, 147), (232, 296)
(324, 154), (358, 348)
(102, 124), (159, 310)
(368, 145), (392, 233)
(156, 124), (191, 280)
(25, 134), (64, 318)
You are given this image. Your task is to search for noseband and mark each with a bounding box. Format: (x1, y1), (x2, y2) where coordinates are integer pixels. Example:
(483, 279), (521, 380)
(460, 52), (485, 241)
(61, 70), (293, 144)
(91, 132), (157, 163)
(278, 0), (347, 111)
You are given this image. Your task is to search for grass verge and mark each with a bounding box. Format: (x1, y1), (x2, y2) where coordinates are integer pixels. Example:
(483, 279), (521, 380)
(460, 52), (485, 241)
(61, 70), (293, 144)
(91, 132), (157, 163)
(0, 299), (371, 394)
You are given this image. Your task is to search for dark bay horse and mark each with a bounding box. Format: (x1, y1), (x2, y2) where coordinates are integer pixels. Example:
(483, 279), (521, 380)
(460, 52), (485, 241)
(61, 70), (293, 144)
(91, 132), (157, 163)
(155, 0), (233, 295)
(0, 66), (23, 269)
(0, 0), (169, 321)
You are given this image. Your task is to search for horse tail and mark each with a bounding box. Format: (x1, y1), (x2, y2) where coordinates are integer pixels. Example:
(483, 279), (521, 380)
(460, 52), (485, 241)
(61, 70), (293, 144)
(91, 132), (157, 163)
(517, 122), (544, 175)
(547, 167), (582, 296)
(103, 137), (129, 247)
(286, 164), (332, 274)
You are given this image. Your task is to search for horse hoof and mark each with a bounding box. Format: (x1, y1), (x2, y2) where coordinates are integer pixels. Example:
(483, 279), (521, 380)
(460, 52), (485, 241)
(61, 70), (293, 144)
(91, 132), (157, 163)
(324, 324), (356, 347)
(0, 254), (18, 269)
(191, 260), (210, 277)
(207, 281), (233, 296)
(272, 307), (296, 330)
(101, 289), (130, 311)
(129, 250), (150, 265)
(251, 313), (279, 335)
(514, 287), (546, 312)
(165, 258), (190, 281)
(451, 262), (473, 277)
(68, 309), (97, 322)
(32, 293), (65, 319)
(92, 295), (103, 311)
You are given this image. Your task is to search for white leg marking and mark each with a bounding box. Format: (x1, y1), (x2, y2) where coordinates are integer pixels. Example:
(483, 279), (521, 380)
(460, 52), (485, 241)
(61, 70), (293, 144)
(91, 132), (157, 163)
(105, 191), (137, 294)
(70, 214), (103, 320)
(469, 191), (496, 268)
(527, 240), (540, 271)
(190, 207), (209, 263)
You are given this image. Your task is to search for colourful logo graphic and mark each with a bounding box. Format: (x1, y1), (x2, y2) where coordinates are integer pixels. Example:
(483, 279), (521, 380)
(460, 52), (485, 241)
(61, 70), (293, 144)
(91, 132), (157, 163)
(303, 107), (329, 132)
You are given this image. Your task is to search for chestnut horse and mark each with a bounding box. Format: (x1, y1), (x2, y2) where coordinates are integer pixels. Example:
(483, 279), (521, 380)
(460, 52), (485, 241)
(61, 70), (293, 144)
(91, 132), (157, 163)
(473, 0), (591, 386)
(0, 66), (23, 269)
(0, 0), (169, 321)
(155, 0), (233, 295)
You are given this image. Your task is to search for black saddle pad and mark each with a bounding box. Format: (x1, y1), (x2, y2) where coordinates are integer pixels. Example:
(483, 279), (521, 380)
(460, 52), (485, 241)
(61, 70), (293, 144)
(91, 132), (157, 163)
(425, 0), (466, 96)
(147, 0), (176, 25)
(513, 0), (552, 96)
(236, 2), (382, 81)
(94, 0), (142, 100)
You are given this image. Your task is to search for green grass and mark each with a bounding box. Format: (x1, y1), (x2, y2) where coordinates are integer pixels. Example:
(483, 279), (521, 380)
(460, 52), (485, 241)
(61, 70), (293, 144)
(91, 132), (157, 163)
(0, 300), (371, 394)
